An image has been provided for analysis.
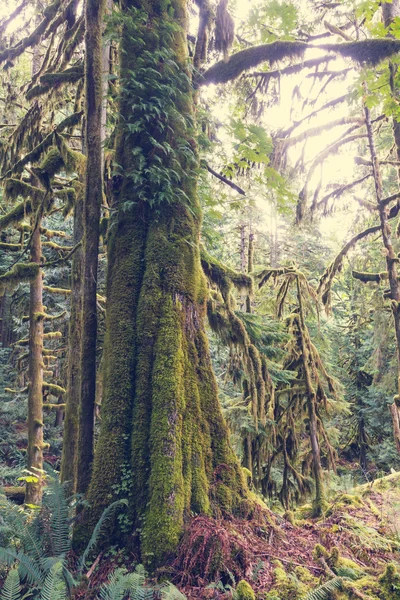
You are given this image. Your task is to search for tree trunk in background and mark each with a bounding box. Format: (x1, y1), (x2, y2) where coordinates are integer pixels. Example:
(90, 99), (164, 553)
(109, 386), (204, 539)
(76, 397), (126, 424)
(381, 0), (400, 453)
(245, 226), (254, 313)
(25, 221), (44, 505)
(75, 0), (106, 495)
(296, 277), (325, 515)
(364, 105), (400, 454)
(60, 195), (83, 490)
(74, 0), (249, 567)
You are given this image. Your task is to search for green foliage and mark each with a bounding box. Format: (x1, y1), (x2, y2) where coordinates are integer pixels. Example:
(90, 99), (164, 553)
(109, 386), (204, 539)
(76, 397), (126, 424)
(304, 577), (343, 600)
(0, 474), (185, 599)
(0, 567), (20, 600)
(110, 7), (197, 211)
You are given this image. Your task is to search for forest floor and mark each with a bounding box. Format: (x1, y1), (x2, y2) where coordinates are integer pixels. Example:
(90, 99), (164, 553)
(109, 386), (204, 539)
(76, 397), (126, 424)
(167, 474), (400, 598)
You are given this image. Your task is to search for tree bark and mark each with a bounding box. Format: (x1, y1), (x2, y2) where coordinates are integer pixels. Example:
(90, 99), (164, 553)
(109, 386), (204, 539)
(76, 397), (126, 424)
(75, 0), (106, 495)
(25, 220), (44, 505)
(60, 194), (83, 490)
(74, 0), (249, 567)
(296, 277), (325, 515)
(364, 104), (400, 454)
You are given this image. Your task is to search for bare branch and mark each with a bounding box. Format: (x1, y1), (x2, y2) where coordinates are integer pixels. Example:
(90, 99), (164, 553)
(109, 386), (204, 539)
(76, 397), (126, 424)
(206, 163), (246, 195)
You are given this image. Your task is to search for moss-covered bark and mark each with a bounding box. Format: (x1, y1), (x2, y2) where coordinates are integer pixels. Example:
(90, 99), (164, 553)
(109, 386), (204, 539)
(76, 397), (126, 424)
(76, 0), (248, 567)
(25, 220), (44, 505)
(75, 0), (106, 495)
(60, 194), (83, 490)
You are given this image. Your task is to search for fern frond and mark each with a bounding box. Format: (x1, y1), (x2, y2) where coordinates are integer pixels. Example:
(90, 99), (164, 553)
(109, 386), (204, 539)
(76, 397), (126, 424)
(39, 561), (67, 600)
(99, 565), (154, 600)
(0, 497), (44, 565)
(0, 567), (21, 600)
(42, 470), (70, 556)
(305, 577), (343, 600)
(78, 499), (128, 573)
(0, 547), (45, 586)
(160, 583), (187, 599)
(98, 568), (130, 600)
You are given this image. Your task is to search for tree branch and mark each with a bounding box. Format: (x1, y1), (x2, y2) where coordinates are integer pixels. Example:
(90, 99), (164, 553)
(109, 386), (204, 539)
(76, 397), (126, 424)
(198, 39), (400, 87)
(206, 163), (246, 195)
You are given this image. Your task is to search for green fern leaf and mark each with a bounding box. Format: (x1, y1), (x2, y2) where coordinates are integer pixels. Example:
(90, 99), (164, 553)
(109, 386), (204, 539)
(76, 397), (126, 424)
(0, 567), (21, 600)
(0, 497), (44, 565)
(305, 577), (344, 600)
(0, 547), (45, 586)
(78, 499), (128, 573)
(160, 583), (187, 599)
(42, 470), (70, 556)
(39, 561), (67, 600)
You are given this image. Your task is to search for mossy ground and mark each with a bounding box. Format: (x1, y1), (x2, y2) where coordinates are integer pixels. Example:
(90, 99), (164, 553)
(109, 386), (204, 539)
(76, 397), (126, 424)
(164, 472), (400, 598)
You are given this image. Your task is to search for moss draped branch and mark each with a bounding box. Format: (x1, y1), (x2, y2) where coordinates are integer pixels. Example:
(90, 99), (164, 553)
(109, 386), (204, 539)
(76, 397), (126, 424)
(318, 225), (382, 311)
(198, 39), (400, 87)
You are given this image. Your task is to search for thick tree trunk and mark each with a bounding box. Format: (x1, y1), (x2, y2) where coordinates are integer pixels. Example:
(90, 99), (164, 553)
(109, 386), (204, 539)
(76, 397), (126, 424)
(364, 105), (400, 454)
(60, 195), (83, 490)
(75, 0), (248, 567)
(25, 221), (44, 505)
(75, 0), (106, 495)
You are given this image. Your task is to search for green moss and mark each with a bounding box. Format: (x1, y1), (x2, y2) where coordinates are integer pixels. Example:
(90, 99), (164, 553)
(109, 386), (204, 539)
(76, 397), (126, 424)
(38, 148), (65, 178)
(0, 262), (40, 295)
(42, 382), (66, 395)
(267, 560), (310, 599)
(379, 563), (400, 599)
(236, 580), (255, 600)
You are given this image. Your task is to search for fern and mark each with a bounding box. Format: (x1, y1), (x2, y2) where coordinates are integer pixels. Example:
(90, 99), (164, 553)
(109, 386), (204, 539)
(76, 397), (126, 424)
(41, 470), (70, 556)
(39, 562), (67, 600)
(78, 499), (128, 573)
(0, 567), (21, 600)
(99, 565), (153, 600)
(305, 577), (344, 600)
(0, 497), (44, 566)
(0, 547), (45, 586)
(335, 566), (362, 580)
(160, 583), (187, 599)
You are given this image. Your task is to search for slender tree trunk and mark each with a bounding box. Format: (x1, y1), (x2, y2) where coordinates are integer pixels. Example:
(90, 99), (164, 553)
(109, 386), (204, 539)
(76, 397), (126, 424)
(75, 0), (106, 495)
(74, 0), (249, 566)
(239, 223), (247, 310)
(296, 277), (325, 515)
(25, 221), (44, 505)
(60, 195), (83, 489)
(245, 226), (254, 313)
(364, 104), (400, 454)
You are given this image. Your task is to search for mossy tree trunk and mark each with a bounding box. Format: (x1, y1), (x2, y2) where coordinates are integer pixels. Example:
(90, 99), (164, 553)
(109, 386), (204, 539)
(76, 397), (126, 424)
(60, 195), (83, 490)
(75, 0), (248, 567)
(75, 0), (106, 495)
(296, 277), (325, 515)
(25, 219), (44, 505)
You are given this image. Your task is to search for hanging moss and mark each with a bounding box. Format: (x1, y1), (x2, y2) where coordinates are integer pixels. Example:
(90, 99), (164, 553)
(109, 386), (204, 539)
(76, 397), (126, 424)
(201, 249), (253, 302)
(0, 0), (62, 66)
(38, 148), (64, 178)
(199, 41), (307, 86)
(320, 39), (400, 66)
(54, 133), (86, 175)
(4, 179), (45, 204)
(0, 262), (40, 295)
(26, 63), (84, 100)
